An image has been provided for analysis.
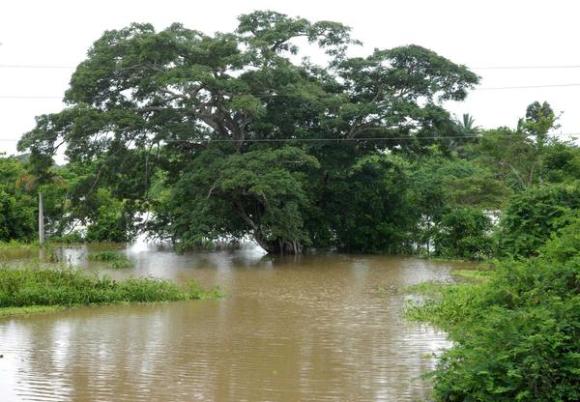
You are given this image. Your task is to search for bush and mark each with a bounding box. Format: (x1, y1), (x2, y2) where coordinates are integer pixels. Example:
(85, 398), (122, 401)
(498, 184), (580, 258)
(540, 215), (580, 263)
(433, 208), (493, 259)
(406, 223), (580, 401)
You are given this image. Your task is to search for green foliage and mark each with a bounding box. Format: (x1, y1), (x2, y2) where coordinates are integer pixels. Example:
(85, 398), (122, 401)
(406, 281), (482, 327)
(406, 226), (580, 401)
(155, 146), (318, 253)
(434, 208), (493, 259)
(519, 100), (558, 150)
(0, 188), (35, 241)
(328, 154), (416, 253)
(539, 215), (580, 263)
(410, 156), (508, 216)
(452, 268), (493, 283)
(0, 265), (218, 310)
(542, 142), (580, 184)
(85, 188), (135, 242)
(0, 156), (36, 241)
(88, 251), (133, 268)
(498, 183), (580, 258)
(408, 154), (508, 258)
(0, 155), (72, 241)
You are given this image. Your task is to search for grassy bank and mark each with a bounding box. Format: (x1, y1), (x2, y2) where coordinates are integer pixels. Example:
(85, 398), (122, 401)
(0, 265), (221, 318)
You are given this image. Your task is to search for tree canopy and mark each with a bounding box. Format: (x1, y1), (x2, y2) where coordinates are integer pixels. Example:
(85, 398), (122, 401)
(17, 11), (481, 253)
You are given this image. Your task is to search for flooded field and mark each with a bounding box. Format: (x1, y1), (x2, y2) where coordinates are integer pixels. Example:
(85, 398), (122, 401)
(0, 244), (470, 401)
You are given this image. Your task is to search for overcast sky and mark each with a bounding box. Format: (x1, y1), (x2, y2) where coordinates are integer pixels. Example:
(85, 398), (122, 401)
(1, 0), (579, 155)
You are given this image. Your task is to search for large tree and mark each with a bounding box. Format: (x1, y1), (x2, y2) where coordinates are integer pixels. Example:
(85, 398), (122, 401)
(19, 11), (478, 253)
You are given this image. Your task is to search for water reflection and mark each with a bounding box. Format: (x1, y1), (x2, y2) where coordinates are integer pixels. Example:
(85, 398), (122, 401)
(0, 246), (470, 401)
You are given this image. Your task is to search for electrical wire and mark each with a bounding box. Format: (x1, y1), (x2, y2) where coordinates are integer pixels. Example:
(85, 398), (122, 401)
(478, 83), (580, 90)
(473, 65), (580, 70)
(0, 64), (74, 69)
(0, 134), (578, 144)
(3, 63), (580, 70)
(0, 135), (481, 143)
(3, 81), (580, 100)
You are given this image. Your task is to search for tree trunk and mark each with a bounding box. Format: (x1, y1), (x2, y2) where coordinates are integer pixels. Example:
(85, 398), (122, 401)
(38, 192), (45, 245)
(233, 200), (303, 255)
(253, 231), (302, 255)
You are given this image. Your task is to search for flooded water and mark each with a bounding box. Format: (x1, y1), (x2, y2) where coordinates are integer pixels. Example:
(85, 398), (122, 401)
(0, 244), (469, 401)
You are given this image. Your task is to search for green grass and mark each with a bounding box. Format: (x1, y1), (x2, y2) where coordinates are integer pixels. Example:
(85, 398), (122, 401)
(404, 281), (483, 330)
(451, 268), (493, 283)
(0, 305), (65, 318)
(88, 251), (133, 268)
(0, 265), (221, 318)
(404, 267), (493, 327)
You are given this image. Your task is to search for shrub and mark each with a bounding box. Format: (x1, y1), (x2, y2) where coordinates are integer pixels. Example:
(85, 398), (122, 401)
(406, 223), (580, 401)
(433, 208), (493, 259)
(498, 184), (580, 258)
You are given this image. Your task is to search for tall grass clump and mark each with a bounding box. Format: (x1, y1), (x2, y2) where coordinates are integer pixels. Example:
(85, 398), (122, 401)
(88, 251), (133, 268)
(0, 265), (219, 314)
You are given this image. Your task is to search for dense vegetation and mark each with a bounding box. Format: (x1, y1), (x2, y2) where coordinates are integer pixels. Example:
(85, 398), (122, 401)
(0, 264), (218, 316)
(407, 215), (579, 400)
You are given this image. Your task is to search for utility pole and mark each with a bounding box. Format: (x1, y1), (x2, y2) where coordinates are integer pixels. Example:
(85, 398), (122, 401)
(38, 192), (45, 244)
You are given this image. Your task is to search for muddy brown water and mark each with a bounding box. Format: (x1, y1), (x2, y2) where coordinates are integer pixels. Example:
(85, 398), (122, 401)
(0, 245), (471, 401)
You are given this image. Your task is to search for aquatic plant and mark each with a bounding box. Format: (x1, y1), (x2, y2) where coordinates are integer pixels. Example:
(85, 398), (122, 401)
(88, 251), (133, 269)
(0, 264), (220, 316)
(0, 241), (41, 260)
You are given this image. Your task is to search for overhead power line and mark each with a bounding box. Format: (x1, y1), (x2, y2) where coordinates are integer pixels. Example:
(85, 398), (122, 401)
(2, 81), (580, 101)
(3, 63), (580, 71)
(0, 64), (74, 69)
(0, 134), (578, 145)
(0, 135), (481, 143)
(0, 95), (62, 99)
(473, 65), (580, 70)
(478, 83), (580, 90)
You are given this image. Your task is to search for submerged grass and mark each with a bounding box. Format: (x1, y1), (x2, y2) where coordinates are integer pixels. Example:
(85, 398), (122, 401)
(0, 241), (128, 263)
(451, 268), (493, 283)
(0, 305), (65, 318)
(0, 264), (221, 318)
(0, 241), (42, 260)
(88, 251), (133, 268)
(404, 267), (493, 326)
(404, 281), (482, 329)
